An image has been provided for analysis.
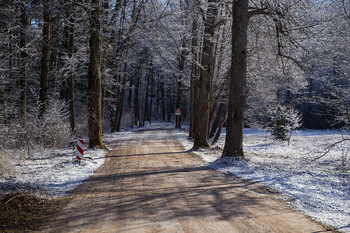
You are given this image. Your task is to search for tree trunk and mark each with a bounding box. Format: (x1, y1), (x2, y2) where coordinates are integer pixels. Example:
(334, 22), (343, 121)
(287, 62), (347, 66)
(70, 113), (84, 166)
(0, 89), (8, 124)
(189, 73), (196, 138)
(19, 2), (27, 124)
(213, 110), (227, 145)
(101, 0), (111, 122)
(88, 0), (104, 148)
(127, 78), (133, 127)
(67, 2), (76, 134)
(193, 0), (218, 149)
(209, 102), (226, 138)
(167, 86), (173, 122)
(155, 79), (160, 120)
(127, 79), (132, 108)
(176, 36), (187, 129)
(112, 57), (128, 132)
(149, 66), (154, 124)
(138, 71), (143, 126)
(189, 12), (199, 140)
(176, 77), (182, 128)
(143, 64), (151, 126)
(3, 98), (9, 124)
(208, 101), (218, 135)
(134, 72), (140, 125)
(160, 80), (166, 121)
(222, 0), (248, 158)
(189, 56), (198, 138)
(39, 2), (52, 118)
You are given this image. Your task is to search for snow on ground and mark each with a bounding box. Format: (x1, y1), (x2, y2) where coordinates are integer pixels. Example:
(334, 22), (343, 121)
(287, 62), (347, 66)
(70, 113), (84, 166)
(0, 131), (133, 198)
(1, 122), (349, 231)
(0, 147), (106, 198)
(173, 127), (350, 233)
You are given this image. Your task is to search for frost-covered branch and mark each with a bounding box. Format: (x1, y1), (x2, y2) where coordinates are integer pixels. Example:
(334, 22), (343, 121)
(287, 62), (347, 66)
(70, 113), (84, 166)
(312, 135), (350, 162)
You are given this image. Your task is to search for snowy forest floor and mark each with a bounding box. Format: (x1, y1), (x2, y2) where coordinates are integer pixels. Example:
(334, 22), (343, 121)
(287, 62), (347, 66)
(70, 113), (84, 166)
(174, 125), (350, 232)
(0, 122), (349, 232)
(0, 130), (128, 232)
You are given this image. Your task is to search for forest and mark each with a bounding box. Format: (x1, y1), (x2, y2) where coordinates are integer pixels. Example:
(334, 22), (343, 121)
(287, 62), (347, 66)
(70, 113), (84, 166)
(1, 1), (350, 231)
(0, 0), (350, 157)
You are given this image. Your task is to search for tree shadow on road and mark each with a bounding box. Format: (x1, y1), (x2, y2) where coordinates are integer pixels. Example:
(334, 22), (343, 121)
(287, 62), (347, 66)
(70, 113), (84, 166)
(39, 142), (324, 232)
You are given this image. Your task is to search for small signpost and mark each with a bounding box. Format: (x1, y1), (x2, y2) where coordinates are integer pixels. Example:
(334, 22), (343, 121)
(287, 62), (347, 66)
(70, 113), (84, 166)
(125, 107), (133, 128)
(175, 108), (181, 128)
(76, 139), (84, 165)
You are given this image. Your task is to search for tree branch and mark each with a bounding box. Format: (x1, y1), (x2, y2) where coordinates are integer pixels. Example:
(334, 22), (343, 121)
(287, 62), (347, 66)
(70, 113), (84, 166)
(342, 0), (350, 20)
(212, 19), (227, 29)
(248, 7), (269, 18)
(312, 137), (350, 162)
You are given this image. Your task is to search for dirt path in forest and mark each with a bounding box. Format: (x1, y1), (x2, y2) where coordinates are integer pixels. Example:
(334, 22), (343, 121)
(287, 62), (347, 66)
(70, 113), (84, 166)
(39, 123), (334, 233)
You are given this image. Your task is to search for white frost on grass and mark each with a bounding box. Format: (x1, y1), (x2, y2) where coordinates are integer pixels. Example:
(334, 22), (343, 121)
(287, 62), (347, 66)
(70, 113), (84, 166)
(173, 127), (350, 233)
(0, 131), (133, 197)
(0, 146), (106, 197)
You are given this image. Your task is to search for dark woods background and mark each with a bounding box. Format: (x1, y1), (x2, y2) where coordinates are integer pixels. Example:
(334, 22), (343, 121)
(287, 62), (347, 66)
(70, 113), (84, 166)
(0, 0), (349, 150)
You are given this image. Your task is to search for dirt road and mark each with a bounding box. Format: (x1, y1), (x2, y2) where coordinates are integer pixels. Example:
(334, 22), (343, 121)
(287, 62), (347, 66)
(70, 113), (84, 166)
(39, 123), (332, 232)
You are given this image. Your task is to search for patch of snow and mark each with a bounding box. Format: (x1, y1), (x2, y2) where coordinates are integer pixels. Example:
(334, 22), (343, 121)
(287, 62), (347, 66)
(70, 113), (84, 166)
(0, 130), (133, 197)
(173, 126), (350, 233)
(0, 147), (106, 197)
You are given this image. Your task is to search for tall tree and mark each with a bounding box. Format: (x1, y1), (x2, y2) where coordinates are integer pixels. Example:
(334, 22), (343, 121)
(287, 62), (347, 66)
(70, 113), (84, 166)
(112, 56), (128, 132)
(67, 15), (76, 133)
(222, 0), (248, 158)
(39, 0), (53, 117)
(189, 20), (198, 138)
(88, 0), (104, 148)
(19, 1), (27, 123)
(176, 37), (186, 129)
(64, 0), (76, 134)
(193, 0), (219, 149)
(134, 69), (141, 125)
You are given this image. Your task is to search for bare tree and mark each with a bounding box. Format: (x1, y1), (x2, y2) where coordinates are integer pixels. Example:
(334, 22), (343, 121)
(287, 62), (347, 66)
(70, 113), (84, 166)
(222, 0), (248, 158)
(88, 0), (104, 148)
(64, 0), (76, 134)
(193, 0), (219, 149)
(19, 1), (28, 124)
(39, 0), (53, 118)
